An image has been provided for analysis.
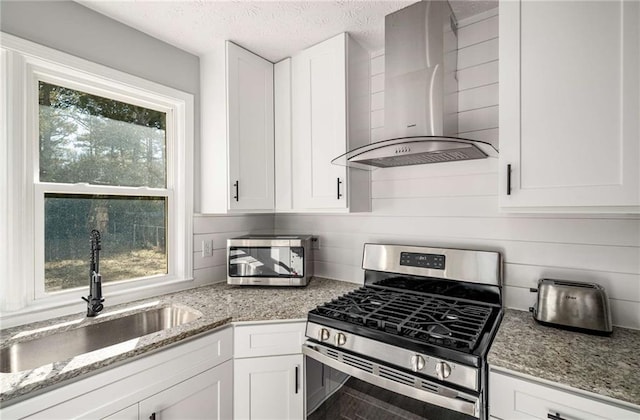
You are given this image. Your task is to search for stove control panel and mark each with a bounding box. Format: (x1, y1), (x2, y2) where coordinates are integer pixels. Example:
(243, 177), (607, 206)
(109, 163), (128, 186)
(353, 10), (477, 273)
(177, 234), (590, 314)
(305, 322), (479, 391)
(400, 252), (446, 270)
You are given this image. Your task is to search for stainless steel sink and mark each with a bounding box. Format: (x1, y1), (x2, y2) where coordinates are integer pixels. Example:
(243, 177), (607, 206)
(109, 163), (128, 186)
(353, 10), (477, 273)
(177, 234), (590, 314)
(0, 306), (200, 373)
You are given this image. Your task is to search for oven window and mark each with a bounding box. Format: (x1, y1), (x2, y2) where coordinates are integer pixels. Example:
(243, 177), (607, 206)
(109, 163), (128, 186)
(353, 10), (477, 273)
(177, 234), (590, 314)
(229, 246), (304, 278)
(307, 360), (476, 420)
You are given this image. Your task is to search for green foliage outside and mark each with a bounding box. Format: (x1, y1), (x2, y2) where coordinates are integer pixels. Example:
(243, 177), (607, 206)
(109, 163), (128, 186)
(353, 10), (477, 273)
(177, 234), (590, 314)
(39, 81), (166, 187)
(40, 82), (168, 292)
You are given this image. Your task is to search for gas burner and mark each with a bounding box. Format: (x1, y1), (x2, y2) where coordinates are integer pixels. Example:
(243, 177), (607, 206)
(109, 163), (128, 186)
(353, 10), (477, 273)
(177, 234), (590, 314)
(314, 285), (494, 352)
(427, 325), (451, 339)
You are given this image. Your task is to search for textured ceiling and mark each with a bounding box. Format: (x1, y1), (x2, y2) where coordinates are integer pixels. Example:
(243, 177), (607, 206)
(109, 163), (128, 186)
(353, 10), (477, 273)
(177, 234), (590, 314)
(77, 0), (497, 62)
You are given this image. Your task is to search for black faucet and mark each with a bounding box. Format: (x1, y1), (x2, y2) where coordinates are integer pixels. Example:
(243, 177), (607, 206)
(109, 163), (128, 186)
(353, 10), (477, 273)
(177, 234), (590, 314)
(82, 229), (104, 317)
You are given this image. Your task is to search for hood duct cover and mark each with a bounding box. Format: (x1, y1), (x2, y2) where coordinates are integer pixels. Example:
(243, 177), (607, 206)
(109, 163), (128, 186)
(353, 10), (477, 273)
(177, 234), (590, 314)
(333, 1), (498, 170)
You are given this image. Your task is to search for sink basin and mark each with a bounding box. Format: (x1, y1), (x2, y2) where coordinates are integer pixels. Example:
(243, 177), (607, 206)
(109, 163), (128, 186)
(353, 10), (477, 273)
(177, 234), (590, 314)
(0, 306), (200, 373)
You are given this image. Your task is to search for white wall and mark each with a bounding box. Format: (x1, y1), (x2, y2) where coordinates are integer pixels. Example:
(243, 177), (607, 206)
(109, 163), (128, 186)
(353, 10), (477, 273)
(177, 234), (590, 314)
(193, 214), (275, 283)
(0, 0), (204, 211)
(276, 9), (640, 330)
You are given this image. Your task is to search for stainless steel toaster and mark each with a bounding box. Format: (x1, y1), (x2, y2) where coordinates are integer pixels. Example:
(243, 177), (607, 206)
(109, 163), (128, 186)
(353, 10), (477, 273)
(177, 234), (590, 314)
(530, 279), (613, 335)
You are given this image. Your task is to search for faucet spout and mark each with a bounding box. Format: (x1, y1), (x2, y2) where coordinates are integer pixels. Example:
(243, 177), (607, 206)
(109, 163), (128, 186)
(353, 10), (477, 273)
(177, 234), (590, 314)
(83, 229), (104, 317)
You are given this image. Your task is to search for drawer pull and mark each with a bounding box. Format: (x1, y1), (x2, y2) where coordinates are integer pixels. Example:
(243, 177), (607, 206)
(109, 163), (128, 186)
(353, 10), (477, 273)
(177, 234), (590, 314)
(548, 413), (568, 420)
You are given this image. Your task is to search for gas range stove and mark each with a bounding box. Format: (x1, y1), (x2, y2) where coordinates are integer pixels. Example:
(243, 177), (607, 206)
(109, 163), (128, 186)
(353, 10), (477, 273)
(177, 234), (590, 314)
(303, 244), (503, 419)
(308, 282), (501, 366)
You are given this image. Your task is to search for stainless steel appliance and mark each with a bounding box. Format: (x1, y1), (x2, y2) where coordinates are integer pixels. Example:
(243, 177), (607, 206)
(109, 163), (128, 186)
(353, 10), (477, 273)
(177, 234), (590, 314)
(227, 234), (313, 286)
(530, 279), (613, 335)
(303, 244), (503, 419)
(332, 1), (497, 170)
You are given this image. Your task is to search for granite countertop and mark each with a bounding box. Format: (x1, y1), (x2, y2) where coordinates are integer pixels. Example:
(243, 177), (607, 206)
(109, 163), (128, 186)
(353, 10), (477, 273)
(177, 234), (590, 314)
(488, 309), (640, 406)
(0, 277), (359, 404)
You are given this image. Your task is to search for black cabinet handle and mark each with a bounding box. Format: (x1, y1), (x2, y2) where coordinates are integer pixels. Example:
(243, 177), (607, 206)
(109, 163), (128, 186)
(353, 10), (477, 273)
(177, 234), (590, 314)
(507, 164), (512, 195)
(548, 413), (567, 420)
(295, 366), (299, 394)
(233, 180), (239, 202)
(337, 178), (343, 200)
(150, 413), (156, 420)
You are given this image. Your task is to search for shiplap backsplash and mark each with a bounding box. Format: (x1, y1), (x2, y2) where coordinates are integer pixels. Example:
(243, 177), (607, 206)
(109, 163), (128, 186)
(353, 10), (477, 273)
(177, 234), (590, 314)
(193, 9), (639, 329)
(275, 9), (640, 329)
(193, 214), (274, 284)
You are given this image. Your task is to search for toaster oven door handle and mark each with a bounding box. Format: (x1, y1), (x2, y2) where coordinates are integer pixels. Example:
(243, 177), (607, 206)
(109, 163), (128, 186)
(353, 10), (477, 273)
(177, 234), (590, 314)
(302, 342), (481, 418)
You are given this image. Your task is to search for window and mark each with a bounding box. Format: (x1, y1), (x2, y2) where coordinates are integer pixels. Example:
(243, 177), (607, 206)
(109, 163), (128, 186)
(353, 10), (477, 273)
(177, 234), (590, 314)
(1, 34), (193, 317)
(44, 194), (167, 292)
(39, 82), (168, 293)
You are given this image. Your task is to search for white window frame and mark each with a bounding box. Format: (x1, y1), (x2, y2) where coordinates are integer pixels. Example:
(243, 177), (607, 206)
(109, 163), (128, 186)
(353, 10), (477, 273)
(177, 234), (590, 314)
(0, 33), (194, 326)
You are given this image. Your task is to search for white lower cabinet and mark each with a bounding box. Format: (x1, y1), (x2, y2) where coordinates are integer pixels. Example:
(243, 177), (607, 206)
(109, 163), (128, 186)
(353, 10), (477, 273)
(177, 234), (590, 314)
(104, 362), (232, 420)
(233, 322), (306, 420)
(103, 404), (138, 420)
(138, 360), (232, 420)
(234, 354), (303, 420)
(1, 327), (233, 420)
(489, 369), (640, 420)
(3, 321), (313, 420)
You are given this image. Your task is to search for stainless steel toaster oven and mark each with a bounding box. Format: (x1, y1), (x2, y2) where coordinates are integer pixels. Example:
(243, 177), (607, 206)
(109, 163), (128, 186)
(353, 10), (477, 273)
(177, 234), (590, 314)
(227, 234), (313, 286)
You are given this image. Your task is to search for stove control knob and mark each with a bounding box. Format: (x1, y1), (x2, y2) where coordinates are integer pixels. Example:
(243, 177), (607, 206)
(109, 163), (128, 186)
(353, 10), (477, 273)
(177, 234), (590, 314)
(335, 333), (347, 346)
(435, 362), (452, 380)
(410, 355), (425, 372)
(319, 328), (330, 341)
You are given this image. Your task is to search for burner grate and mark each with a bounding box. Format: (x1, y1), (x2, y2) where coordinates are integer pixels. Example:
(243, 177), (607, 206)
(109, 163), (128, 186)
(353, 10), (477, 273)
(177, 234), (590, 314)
(315, 286), (493, 351)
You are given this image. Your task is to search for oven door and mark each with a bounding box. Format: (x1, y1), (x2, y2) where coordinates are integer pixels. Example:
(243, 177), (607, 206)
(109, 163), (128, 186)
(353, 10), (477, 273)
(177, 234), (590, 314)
(303, 342), (481, 420)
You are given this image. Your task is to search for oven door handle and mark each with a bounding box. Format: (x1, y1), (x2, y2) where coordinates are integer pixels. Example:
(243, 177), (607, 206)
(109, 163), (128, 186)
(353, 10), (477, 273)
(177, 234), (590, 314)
(302, 342), (481, 418)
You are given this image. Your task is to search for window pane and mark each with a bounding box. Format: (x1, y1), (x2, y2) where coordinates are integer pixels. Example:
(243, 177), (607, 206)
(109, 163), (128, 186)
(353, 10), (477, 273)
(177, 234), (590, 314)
(44, 194), (167, 292)
(39, 82), (166, 188)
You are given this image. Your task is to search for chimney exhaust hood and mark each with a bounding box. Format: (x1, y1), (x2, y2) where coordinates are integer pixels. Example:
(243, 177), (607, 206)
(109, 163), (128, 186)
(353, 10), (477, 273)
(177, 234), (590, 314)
(332, 1), (498, 170)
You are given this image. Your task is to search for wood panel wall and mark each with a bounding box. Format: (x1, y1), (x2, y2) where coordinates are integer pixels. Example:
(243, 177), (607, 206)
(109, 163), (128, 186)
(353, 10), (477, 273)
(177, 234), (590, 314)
(275, 9), (640, 329)
(193, 214), (274, 284)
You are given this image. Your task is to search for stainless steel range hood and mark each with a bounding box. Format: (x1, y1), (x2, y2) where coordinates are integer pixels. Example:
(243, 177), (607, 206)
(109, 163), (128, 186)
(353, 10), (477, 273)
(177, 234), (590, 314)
(333, 1), (498, 170)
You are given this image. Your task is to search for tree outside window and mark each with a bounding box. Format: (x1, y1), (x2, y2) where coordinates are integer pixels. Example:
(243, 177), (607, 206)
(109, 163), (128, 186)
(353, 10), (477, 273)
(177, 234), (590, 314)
(39, 82), (168, 292)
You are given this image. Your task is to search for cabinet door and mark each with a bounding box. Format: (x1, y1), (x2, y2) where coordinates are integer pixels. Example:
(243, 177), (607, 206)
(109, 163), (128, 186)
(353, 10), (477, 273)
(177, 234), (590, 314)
(102, 404), (138, 420)
(227, 42), (275, 211)
(292, 34), (348, 210)
(489, 370), (640, 419)
(140, 360), (233, 420)
(234, 354), (303, 420)
(499, 0), (640, 212)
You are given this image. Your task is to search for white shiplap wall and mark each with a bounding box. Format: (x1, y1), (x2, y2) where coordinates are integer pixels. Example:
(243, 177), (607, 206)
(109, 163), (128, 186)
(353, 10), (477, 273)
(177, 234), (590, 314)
(276, 9), (640, 329)
(193, 214), (274, 283)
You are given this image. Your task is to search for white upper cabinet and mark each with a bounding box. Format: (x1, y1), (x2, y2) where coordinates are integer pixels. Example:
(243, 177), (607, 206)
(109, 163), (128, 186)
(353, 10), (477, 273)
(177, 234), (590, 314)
(227, 43), (275, 211)
(201, 41), (274, 213)
(289, 33), (371, 212)
(274, 58), (293, 211)
(499, 0), (640, 213)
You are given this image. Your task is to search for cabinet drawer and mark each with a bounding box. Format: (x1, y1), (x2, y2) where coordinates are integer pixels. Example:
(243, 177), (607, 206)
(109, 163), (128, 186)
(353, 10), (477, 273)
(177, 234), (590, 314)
(234, 321), (306, 358)
(489, 371), (639, 420)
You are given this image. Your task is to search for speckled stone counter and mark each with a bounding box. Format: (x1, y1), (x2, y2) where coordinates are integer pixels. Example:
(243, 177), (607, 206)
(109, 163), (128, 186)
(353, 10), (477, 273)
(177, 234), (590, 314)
(488, 309), (640, 406)
(0, 277), (358, 404)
